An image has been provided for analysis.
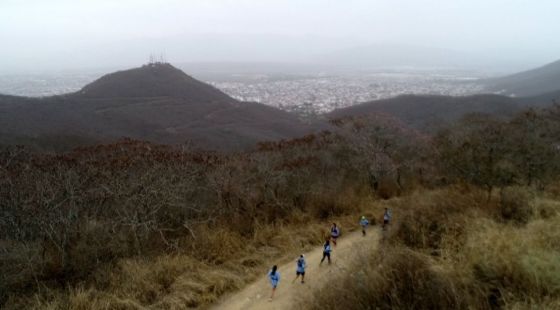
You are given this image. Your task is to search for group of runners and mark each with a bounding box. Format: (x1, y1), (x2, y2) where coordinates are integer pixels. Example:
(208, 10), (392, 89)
(266, 208), (392, 301)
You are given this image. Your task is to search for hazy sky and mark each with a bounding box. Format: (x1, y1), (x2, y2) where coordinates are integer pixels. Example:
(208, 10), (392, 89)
(1, 0), (559, 73)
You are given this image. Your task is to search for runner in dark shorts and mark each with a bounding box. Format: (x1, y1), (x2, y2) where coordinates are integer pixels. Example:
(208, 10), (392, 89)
(382, 208), (392, 230)
(293, 254), (306, 283)
(320, 240), (332, 265)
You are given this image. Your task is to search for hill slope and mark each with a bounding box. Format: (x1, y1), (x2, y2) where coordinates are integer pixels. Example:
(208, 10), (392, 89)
(484, 59), (560, 96)
(516, 89), (560, 107)
(0, 64), (313, 151)
(75, 63), (237, 102)
(327, 94), (520, 131)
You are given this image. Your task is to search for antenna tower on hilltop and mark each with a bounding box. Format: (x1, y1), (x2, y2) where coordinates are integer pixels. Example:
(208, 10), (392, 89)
(147, 52), (168, 66)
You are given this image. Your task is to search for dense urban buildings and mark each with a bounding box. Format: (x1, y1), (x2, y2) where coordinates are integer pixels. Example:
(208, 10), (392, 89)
(0, 70), (484, 115)
(210, 72), (484, 115)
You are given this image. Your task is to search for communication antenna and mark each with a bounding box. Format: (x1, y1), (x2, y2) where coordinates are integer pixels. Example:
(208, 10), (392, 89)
(147, 52), (168, 65)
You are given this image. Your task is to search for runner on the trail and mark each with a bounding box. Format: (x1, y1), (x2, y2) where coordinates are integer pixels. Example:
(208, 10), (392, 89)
(360, 215), (369, 236)
(382, 208), (392, 230)
(292, 254), (306, 284)
(319, 239), (332, 265)
(330, 223), (340, 246)
(268, 265), (280, 301)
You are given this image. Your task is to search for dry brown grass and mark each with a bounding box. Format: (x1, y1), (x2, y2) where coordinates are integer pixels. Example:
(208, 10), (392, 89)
(305, 187), (560, 310)
(499, 186), (535, 224)
(305, 246), (470, 310)
(533, 197), (560, 219)
(462, 216), (560, 306)
(3, 208), (371, 310)
(387, 186), (491, 253)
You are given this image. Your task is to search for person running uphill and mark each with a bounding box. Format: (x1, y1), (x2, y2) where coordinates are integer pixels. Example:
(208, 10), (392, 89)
(319, 240), (332, 265)
(360, 216), (369, 236)
(292, 254), (306, 284)
(382, 208), (392, 231)
(267, 265), (280, 301)
(330, 223), (340, 246)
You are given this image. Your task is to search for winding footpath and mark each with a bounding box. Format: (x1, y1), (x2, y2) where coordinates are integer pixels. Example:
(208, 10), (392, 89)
(208, 228), (380, 310)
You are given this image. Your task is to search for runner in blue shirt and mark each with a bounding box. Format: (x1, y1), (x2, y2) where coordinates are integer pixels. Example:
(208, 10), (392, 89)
(319, 240), (332, 265)
(382, 208), (392, 231)
(268, 265), (280, 301)
(292, 254), (306, 284)
(360, 215), (369, 236)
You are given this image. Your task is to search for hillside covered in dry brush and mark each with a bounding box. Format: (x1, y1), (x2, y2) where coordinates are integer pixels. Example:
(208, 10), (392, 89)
(1, 104), (560, 309)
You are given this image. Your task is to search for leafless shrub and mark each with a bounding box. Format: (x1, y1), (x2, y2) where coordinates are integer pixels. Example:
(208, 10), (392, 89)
(499, 186), (534, 224)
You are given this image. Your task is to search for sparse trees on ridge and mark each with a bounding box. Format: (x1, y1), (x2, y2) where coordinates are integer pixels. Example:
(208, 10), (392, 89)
(331, 115), (429, 197)
(434, 106), (560, 195)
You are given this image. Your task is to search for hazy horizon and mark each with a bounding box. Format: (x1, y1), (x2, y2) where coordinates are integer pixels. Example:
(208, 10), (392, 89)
(1, 0), (560, 74)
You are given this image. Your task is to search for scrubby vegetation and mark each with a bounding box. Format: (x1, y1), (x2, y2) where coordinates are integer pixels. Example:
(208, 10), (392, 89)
(307, 188), (560, 309)
(2, 104), (560, 309)
(304, 105), (560, 310)
(0, 116), (423, 309)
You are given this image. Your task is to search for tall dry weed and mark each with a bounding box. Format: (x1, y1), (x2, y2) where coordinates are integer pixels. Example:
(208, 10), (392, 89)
(306, 246), (469, 310)
(389, 187), (489, 252)
(499, 186), (534, 224)
(464, 217), (560, 305)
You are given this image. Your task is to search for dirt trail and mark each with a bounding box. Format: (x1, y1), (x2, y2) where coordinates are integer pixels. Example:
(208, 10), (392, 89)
(209, 227), (380, 310)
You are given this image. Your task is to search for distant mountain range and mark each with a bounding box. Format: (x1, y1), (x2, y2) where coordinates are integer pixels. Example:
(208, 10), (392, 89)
(314, 44), (542, 72)
(327, 94), (517, 131)
(327, 91), (559, 132)
(0, 63), (313, 151)
(1, 60), (558, 152)
(484, 59), (560, 97)
(328, 58), (560, 129)
(317, 44), (477, 70)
